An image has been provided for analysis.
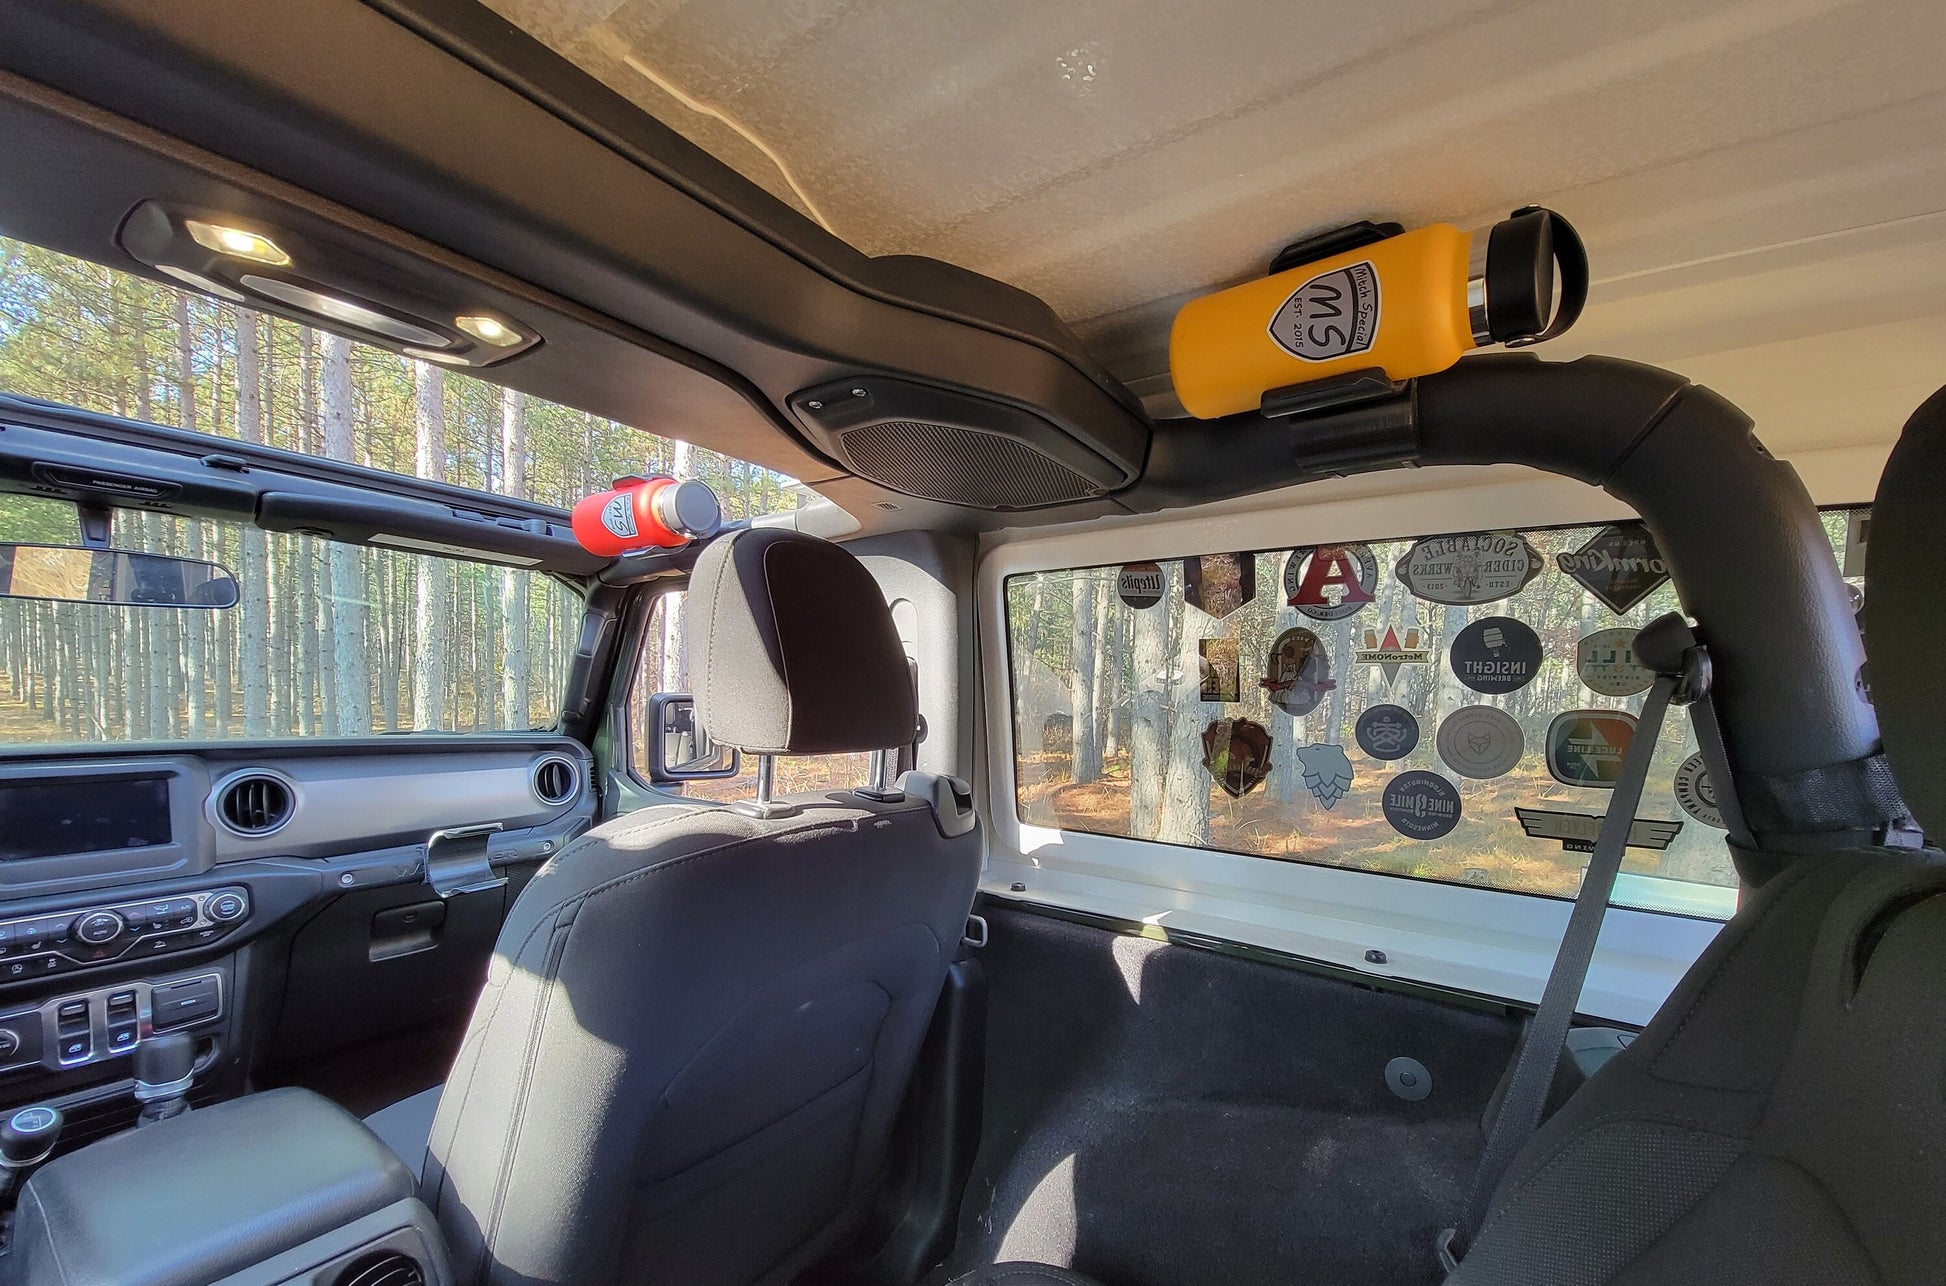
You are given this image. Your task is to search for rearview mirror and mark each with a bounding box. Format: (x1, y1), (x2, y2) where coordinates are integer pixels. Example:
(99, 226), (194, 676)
(647, 693), (741, 783)
(0, 544), (240, 608)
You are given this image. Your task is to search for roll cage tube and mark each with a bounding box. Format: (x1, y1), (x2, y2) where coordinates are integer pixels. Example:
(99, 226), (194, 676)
(1133, 354), (1908, 875)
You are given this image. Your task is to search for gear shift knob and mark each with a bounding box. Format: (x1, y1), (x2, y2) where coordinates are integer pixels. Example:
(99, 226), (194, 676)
(134, 1031), (196, 1125)
(0, 1105), (61, 1169)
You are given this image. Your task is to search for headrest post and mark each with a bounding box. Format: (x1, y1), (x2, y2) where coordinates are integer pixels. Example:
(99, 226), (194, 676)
(856, 748), (904, 803)
(731, 754), (800, 820)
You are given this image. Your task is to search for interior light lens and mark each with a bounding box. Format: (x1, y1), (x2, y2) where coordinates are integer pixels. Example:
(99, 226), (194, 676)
(404, 346), (473, 366)
(238, 275), (449, 347)
(454, 314), (524, 348)
(184, 219), (292, 267)
(154, 264), (247, 303)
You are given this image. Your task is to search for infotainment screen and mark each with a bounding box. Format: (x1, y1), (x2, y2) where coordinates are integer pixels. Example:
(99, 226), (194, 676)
(0, 776), (173, 862)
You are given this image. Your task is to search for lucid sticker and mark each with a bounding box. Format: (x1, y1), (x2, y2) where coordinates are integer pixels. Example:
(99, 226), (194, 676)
(1352, 621), (1431, 688)
(1184, 553), (1256, 620)
(1294, 743), (1355, 809)
(1381, 770), (1461, 840)
(1673, 752), (1725, 829)
(1267, 261), (1379, 362)
(1355, 704), (1420, 761)
(1117, 562), (1165, 609)
(1435, 706), (1524, 780)
(1515, 808), (1683, 853)
(1284, 544), (1378, 621)
(1449, 617), (1543, 695)
(1576, 627), (1653, 698)
(1394, 532), (1544, 606)
(1199, 637), (1241, 703)
(1202, 718), (1275, 799)
(1556, 522), (1671, 614)
(1260, 627), (1336, 717)
(1545, 710), (1639, 788)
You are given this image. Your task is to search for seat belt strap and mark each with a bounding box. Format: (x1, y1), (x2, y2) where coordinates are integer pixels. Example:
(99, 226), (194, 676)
(1441, 617), (1703, 1271)
(1686, 682), (1754, 850)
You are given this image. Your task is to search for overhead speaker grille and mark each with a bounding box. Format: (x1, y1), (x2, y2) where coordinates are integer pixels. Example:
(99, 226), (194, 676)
(838, 421), (1095, 510)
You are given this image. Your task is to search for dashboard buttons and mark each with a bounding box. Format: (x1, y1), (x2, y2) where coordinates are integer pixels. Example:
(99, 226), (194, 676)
(56, 1031), (91, 1065)
(0, 1029), (18, 1059)
(151, 978), (219, 1031)
(206, 892), (247, 923)
(106, 1024), (139, 1055)
(75, 911), (124, 945)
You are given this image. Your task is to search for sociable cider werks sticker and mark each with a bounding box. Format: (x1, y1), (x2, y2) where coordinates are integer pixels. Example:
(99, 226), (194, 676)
(1395, 532), (1545, 606)
(1267, 261), (1379, 363)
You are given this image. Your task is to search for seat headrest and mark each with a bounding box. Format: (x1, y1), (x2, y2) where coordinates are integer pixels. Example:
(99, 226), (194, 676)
(688, 528), (916, 756)
(1867, 382), (1946, 837)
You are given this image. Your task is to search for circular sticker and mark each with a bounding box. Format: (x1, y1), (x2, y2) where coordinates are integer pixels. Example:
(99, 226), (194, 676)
(1449, 617), (1543, 694)
(1117, 562), (1165, 609)
(1283, 544), (1378, 621)
(1394, 532), (1545, 606)
(1673, 751), (1724, 829)
(1382, 770), (1462, 840)
(1435, 706), (1524, 779)
(1355, 704), (1420, 761)
(1260, 627), (1336, 717)
(1576, 627), (1653, 698)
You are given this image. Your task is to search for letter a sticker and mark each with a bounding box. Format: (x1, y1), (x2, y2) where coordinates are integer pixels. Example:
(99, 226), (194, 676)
(1283, 544), (1378, 621)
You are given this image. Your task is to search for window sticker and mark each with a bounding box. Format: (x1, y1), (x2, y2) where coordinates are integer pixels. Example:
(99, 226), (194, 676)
(1260, 627), (1335, 717)
(1435, 705), (1524, 779)
(1576, 627), (1653, 697)
(1449, 616), (1542, 694)
(1199, 637), (1242, 703)
(1117, 561), (1165, 609)
(1202, 718), (1274, 798)
(1545, 710), (1639, 788)
(1351, 619), (1431, 688)
(1355, 704), (1419, 761)
(1672, 752), (1725, 829)
(1293, 743), (1354, 808)
(1515, 808), (1683, 853)
(1394, 532), (1544, 606)
(1381, 771), (1461, 840)
(1283, 544), (1377, 621)
(1556, 522), (1671, 614)
(1185, 553), (1256, 619)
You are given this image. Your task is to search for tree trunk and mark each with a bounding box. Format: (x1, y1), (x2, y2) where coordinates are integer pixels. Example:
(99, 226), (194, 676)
(1068, 572), (1101, 784)
(412, 363), (449, 729)
(1157, 590), (1212, 847)
(235, 308), (272, 735)
(1128, 566), (1176, 836)
(319, 333), (369, 735)
(499, 387), (531, 727)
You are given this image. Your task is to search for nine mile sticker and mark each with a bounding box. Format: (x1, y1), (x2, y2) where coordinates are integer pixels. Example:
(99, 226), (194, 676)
(1267, 261), (1379, 362)
(1395, 532), (1544, 606)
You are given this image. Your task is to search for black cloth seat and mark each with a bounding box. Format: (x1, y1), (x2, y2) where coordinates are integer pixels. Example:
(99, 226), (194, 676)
(367, 529), (980, 1286)
(1451, 385), (1946, 1284)
(946, 1266), (1105, 1286)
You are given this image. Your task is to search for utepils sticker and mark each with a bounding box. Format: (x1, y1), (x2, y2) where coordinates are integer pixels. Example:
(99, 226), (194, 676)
(1576, 627), (1653, 698)
(1284, 544), (1377, 621)
(1395, 532), (1544, 606)
(1267, 261), (1379, 363)
(1184, 553), (1256, 620)
(1260, 627), (1336, 717)
(1352, 621), (1431, 688)
(1515, 808), (1683, 853)
(1117, 562), (1165, 609)
(1199, 637), (1241, 703)
(1356, 704), (1420, 761)
(600, 493), (638, 538)
(1202, 718), (1274, 799)
(1435, 705), (1524, 780)
(1382, 770), (1462, 840)
(1449, 617), (1543, 694)
(1557, 522), (1671, 614)
(1545, 710), (1639, 788)
(1673, 752), (1725, 829)
(1294, 744), (1355, 809)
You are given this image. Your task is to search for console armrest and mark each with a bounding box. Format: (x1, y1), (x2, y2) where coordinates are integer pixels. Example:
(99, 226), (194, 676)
(11, 1087), (444, 1286)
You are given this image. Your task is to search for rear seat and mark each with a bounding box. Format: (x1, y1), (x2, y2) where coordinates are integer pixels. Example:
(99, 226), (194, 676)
(948, 1267), (1103, 1285)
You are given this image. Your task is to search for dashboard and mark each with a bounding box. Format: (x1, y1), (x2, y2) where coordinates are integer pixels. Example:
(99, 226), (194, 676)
(0, 737), (598, 1148)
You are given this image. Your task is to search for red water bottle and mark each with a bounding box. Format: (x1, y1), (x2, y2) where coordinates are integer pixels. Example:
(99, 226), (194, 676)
(570, 477), (721, 556)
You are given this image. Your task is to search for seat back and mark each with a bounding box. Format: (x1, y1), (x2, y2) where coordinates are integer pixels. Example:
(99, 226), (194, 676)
(423, 530), (981, 1286)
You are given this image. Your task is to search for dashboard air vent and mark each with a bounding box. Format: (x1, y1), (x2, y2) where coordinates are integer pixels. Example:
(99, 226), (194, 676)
(532, 756), (580, 807)
(335, 1251), (425, 1286)
(216, 773), (294, 836)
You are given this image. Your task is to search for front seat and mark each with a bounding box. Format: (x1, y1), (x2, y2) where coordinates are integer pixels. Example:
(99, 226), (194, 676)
(378, 529), (982, 1286)
(1449, 389), (1946, 1284)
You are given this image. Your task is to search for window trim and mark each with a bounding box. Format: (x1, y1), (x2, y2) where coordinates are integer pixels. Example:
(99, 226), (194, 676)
(977, 453), (1885, 1023)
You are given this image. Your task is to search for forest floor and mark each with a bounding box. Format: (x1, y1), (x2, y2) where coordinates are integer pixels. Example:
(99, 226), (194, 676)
(1016, 749), (1722, 898)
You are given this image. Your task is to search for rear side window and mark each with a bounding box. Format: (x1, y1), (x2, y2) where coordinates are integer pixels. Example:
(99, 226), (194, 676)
(1005, 510), (1869, 905)
(628, 589), (872, 801)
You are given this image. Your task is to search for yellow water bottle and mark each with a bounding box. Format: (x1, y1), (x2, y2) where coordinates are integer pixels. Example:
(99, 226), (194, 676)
(1169, 207), (1587, 420)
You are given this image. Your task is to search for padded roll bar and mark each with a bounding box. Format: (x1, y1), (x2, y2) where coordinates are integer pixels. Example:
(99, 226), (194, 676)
(1132, 354), (1900, 856)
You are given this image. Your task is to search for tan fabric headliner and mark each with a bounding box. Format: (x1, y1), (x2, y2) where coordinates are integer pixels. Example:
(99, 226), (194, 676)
(487, 0), (1946, 461)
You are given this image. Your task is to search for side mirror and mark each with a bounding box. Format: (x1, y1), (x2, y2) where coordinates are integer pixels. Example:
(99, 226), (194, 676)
(647, 693), (740, 784)
(0, 544), (239, 609)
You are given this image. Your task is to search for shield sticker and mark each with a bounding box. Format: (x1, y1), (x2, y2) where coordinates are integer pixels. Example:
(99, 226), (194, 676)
(1267, 261), (1380, 362)
(1184, 553), (1256, 620)
(1259, 626), (1336, 717)
(1202, 718), (1275, 799)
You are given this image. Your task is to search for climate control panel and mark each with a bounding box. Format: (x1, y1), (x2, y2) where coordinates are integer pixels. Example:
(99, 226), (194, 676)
(0, 887), (250, 983)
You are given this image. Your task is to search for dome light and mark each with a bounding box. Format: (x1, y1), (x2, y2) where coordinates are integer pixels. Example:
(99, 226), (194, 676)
(454, 314), (524, 347)
(184, 219), (291, 267)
